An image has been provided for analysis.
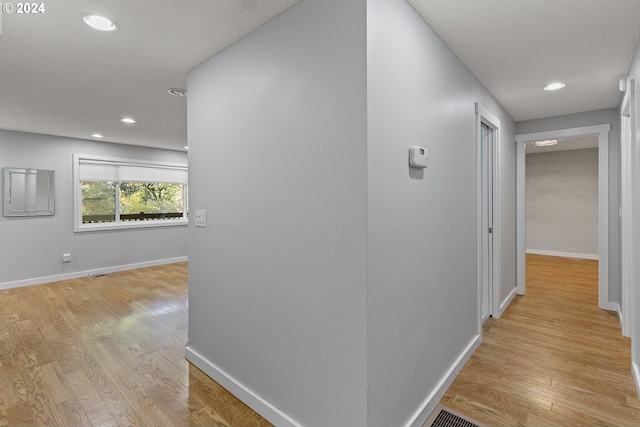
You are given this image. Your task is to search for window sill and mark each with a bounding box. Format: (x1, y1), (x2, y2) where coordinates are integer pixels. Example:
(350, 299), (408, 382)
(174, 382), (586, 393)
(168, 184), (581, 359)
(74, 219), (188, 233)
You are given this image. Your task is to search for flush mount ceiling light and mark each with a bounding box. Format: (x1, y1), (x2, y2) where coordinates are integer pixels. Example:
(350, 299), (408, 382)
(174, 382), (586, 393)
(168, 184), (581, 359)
(91, 133), (104, 138)
(544, 82), (566, 91)
(534, 139), (558, 147)
(82, 15), (118, 31)
(168, 88), (188, 97)
(120, 117), (136, 124)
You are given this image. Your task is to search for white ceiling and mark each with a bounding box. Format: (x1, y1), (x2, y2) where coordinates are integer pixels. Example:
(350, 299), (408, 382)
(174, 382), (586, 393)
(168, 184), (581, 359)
(1, 1), (639, 151)
(0, 0), (297, 151)
(409, 0), (640, 122)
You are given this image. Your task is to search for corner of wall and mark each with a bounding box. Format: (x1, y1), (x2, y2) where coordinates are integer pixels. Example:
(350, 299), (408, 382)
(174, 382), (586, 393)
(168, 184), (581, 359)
(496, 286), (517, 319)
(403, 334), (481, 427)
(185, 346), (303, 427)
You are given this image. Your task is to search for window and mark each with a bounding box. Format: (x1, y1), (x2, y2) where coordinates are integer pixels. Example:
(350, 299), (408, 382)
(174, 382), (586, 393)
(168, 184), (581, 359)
(74, 154), (188, 231)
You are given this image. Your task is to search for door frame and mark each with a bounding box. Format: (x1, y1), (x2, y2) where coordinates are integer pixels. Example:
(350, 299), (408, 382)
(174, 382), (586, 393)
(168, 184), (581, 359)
(476, 103), (501, 331)
(620, 78), (635, 337)
(515, 124), (611, 310)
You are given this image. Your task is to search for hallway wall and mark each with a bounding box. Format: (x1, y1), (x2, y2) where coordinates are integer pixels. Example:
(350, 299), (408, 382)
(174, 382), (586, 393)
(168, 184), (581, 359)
(367, 0), (516, 425)
(624, 31), (640, 395)
(526, 148), (599, 258)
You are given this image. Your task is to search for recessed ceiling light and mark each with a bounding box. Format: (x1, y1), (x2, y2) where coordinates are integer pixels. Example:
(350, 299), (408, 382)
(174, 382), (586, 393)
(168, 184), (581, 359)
(82, 15), (118, 31)
(91, 133), (104, 138)
(168, 88), (188, 97)
(534, 139), (558, 147)
(544, 82), (566, 91)
(120, 117), (136, 124)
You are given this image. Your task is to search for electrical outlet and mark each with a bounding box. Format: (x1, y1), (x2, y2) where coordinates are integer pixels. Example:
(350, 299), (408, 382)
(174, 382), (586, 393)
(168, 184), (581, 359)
(195, 210), (207, 227)
(62, 253), (71, 263)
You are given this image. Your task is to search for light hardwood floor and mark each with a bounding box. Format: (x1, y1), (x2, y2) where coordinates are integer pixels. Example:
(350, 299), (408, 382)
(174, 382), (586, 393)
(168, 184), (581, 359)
(0, 262), (271, 427)
(440, 254), (640, 426)
(5, 257), (640, 426)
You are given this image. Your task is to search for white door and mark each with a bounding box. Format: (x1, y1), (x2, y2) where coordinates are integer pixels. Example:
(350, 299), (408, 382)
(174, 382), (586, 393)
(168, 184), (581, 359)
(481, 123), (493, 321)
(476, 103), (501, 324)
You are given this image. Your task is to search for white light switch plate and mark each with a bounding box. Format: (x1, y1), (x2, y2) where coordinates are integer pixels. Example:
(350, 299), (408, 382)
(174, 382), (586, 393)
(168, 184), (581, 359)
(195, 210), (207, 227)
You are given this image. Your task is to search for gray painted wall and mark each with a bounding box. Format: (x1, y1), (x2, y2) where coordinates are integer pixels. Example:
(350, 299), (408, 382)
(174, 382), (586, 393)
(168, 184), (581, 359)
(186, 0), (368, 426)
(0, 129), (188, 287)
(517, 108), (621, 303)
(625, 31), (640, 387)
(367, 0), (516, 426)
(187, 0), (517, 426)
(526, 148), (599, 257)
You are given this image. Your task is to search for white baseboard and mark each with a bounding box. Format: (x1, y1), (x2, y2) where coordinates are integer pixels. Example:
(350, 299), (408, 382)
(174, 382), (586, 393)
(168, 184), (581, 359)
(404, 334), (481, 427)
(526, 249), (598, 260)
(633, 362), (640, 398)
(612, 303), (626, 336)
(614, 303), (622, 320)
(185, 346), (302, 427)
(0, 256), (188, 291)
(496, 287), (517, 319)
(600, 300), (618, 312)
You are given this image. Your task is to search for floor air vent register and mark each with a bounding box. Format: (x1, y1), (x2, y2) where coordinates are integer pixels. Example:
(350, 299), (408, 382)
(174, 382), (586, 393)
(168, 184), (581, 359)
(423, 405), (486, 427)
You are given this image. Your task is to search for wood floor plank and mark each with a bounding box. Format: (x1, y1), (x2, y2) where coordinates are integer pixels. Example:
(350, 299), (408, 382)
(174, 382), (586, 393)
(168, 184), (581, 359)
(0, 366), (27, 409)
(0, 392), (8, 427)
(112, 369), (178, 427)
(0, 262), (272, 426)
(39, 362), (73, 405)
(56, 398), (92, 427)
(5, 401), (35, 427)
(439, 254), (640, 426)
(19, 351), (67, 427)
(66, 368), (116, 427)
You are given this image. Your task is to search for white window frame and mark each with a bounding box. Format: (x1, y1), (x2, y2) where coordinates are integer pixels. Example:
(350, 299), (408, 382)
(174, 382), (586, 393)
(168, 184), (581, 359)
(73, 154), (188, 232)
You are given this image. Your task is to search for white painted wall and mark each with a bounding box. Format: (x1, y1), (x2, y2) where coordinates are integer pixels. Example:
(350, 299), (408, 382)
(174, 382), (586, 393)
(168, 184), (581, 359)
(186, 1), (368, 426)
(367, 1), (516, 425)
(187, 0), (517, 425)
(516, 108), (621, 303)
(526, 148), (599, 258)
(0, 129), (188, 288)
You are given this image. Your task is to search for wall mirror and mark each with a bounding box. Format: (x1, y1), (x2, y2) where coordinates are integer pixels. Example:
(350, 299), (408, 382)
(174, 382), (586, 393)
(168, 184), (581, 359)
(3, 168), (55, 217)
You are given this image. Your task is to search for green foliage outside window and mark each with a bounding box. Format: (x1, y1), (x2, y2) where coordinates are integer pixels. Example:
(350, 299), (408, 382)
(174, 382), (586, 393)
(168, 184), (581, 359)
(119, 182), (183, 215)
(82, 182), (115, 222)
(82, 181), (184, 223)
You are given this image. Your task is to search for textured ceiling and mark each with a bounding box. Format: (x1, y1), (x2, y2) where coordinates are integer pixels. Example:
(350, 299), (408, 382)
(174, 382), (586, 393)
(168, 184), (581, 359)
(1, 1), (639, 151)
(409, 0), (640, 122)
(0, 0), (297, 151)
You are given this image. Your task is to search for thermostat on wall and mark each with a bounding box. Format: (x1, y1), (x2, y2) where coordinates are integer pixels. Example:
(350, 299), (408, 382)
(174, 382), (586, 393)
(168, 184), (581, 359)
(409, 146), (428, 168)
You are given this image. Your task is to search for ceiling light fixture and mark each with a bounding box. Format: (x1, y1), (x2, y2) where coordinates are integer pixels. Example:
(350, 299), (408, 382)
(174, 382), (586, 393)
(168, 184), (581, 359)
(168, 88), (188, 97)
(91, 133), (104, 138)
(544, 82), (566, 91)
(183, 146), (189, 150)
(82, 15), (118, 31)
(120, 117), (136, 124)
(534, 139), (558, 147)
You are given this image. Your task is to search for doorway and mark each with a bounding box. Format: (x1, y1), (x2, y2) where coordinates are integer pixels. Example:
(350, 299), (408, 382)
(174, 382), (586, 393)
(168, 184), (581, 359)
(476, 103), (501, 326)
(515, 124), (612, 310)
(481, 123), (494, 321)
(524, 137), (599, 260)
